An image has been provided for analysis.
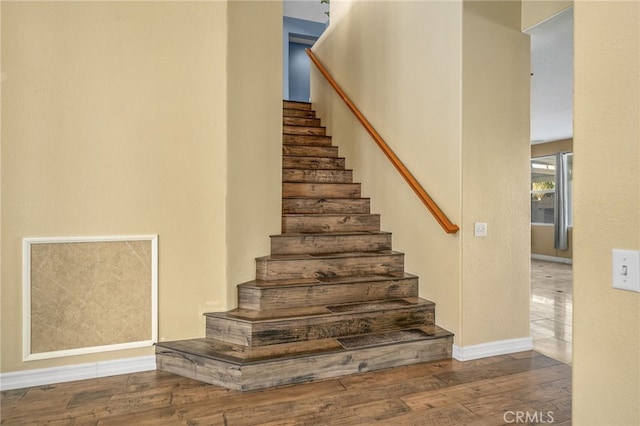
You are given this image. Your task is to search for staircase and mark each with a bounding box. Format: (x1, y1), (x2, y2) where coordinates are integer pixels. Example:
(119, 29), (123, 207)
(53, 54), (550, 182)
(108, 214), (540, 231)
(155, 100), (453, 391)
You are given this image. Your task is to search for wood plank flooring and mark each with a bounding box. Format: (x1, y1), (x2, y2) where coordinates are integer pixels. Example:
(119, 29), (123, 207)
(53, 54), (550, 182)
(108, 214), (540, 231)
(1, 351), (571, 425)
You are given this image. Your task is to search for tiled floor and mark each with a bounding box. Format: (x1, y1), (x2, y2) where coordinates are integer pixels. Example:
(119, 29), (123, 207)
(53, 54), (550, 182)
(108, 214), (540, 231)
(531, 259), (573, 364)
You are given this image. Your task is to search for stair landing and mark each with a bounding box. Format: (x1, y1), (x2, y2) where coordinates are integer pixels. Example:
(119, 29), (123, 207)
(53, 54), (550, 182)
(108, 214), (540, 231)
(156, 326), (452, 391)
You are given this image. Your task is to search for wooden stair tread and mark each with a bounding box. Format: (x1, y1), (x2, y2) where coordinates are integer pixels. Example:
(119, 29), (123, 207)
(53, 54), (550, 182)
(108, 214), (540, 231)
(204, 297), (431, 322)
(282, 183), (362, 199)
(238, 272), (416, 289)
(270, 230), (390, 238)
(282, 197), (370, 202)
(256, 248), (402, 281)
(282, 145), (339, 157)
(283, 108), (316, 118)
(283, 100), (312, 110)
(283, 198), (371, 214)
(282, 156), (346, 170)
(283, 134), (333, 146)
(282, 182), (360, 188)
(283, 125), (327, 136)
(238, 273), (418, 310)
(156, 325), (451, 366)
(256, 249), (401, 261)
(282, 198), (370, 202)
(281, 213), (379, 218)
(281, 213), (381, 232)
(269, 230), (391, 253)
(283, 117), (321, 125)
(282, 169), (354, 184)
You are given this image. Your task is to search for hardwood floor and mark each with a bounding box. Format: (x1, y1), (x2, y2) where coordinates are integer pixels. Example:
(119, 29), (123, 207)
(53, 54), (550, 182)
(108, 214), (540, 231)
(531, 260), (573, 364)
(1, 259), (573, 424)
(1, 351), (571, 425)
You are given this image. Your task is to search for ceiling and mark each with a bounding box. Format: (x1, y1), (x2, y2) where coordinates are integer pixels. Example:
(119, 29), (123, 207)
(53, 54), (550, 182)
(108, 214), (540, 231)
(527, 7), (574, 144)
(284, 0), (329, 24)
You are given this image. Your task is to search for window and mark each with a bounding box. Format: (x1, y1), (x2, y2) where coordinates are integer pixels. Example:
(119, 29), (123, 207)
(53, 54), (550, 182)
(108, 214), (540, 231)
(531, 153), (573, 225)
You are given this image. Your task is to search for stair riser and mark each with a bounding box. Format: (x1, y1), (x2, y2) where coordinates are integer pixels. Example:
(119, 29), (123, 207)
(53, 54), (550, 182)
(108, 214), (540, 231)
(238, 277), (418, 310)
(283, 108), (316, 118)
(283, 101), (312, 111)
(283, 198), (371, 214)
(282, 183), (361, 199)
(256, 252), (402, 281)
(156, 335), (452, 391)
(283, 145), (338, 158)
(283, 156), (345, 170)
(283, 117), (321, 126)
(282, 214), (380, 233)
(283, 134), (333, 146)
(283, 169), (353, 184)
(270, 232), (391, 255)
(205, 305), (434, 346)
(284, 125), (326, 136)
(156, 348), (242, 389)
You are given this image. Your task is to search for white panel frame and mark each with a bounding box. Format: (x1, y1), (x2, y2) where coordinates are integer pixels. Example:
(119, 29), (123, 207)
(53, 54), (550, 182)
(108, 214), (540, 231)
(23, 235), (158, 361)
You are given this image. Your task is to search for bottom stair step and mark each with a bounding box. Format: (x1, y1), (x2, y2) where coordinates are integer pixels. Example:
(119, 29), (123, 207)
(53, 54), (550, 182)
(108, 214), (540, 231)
(155, 325), (453, 391)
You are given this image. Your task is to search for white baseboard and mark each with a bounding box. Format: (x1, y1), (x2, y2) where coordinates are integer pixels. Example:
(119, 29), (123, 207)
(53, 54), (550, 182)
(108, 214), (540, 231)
(531, 254), (573, 264)
(0, 356), (156, 391)
(453, 337), (533, 361)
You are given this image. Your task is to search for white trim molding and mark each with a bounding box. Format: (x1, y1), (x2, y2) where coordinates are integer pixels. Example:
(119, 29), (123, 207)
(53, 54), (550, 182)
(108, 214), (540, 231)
(0, 356), (156, 391)
(23, 235), (159, 361)
(453, 337), (534, 361)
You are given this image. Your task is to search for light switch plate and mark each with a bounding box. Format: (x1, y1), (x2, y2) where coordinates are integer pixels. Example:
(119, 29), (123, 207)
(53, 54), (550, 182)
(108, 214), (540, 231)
(612, 249), (640, 293)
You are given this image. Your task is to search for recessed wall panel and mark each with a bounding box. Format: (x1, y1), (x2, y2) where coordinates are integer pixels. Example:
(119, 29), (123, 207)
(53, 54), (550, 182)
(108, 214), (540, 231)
(23, 236), (158, 360)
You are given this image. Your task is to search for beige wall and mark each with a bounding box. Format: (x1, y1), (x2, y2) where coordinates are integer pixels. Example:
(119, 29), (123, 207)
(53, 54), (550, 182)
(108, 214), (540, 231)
(312, 0), (531, 348)
(531, 139), (573, 260)
(312, 0), (463, 340)
(1, 1), (281, 374)
(226, 0), (282, 307)
(461, 0), (531, 346)
(573, 1), (640, 424)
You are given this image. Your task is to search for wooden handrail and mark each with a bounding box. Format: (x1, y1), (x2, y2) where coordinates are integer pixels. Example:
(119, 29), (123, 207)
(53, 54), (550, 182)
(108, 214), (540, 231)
(306, 49), (460, 234)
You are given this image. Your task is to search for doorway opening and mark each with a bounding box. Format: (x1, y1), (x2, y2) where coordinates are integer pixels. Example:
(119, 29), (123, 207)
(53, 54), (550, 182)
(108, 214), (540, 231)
(526, 7), (574, 364)
(283, 3), (329, 102)
(288, 34), (317, 102)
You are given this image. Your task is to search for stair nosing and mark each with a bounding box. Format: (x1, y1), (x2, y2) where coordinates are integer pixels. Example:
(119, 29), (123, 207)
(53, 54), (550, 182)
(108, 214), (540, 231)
(283, 154), (344, 159)
(282, 133), (330, 137)
(269, 230), (388, 238)
(257, 249), (400, 261)
(282, 167), (352, 171)
(237, 272), (418, 289)
(282, 183), (360, 187)
(280, 213), (380, 217)
(281, 154), (339, 159)
(283, 197), (371, 200)
(283, 124), (326, 129)
(204, 297), (434, 324)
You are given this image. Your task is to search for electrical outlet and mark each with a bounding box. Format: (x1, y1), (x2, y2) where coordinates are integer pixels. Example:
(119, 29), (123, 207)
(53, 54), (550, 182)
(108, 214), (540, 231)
(612, 249), (640, 293)
(474, 222), (487, 237)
